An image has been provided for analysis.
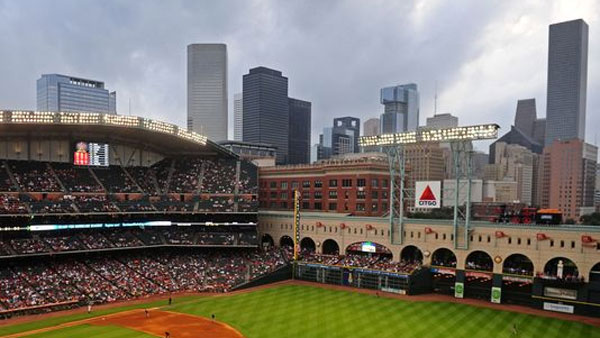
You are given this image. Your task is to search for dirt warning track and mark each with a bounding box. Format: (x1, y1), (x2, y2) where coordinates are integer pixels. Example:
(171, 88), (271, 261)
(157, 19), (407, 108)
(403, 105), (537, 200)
(89, 309), (244, 338)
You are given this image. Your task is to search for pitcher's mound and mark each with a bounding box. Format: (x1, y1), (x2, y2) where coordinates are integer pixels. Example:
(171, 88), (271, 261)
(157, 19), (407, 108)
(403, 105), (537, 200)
(90, 309), (244, 338)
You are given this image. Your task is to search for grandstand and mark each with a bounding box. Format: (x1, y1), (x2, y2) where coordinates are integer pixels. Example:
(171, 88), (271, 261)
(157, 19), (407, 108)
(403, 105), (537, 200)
(0, 111), (273, 318)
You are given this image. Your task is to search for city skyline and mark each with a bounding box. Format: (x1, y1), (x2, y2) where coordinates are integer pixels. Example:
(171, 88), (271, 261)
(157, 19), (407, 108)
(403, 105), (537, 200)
(0, 1), (599, 148)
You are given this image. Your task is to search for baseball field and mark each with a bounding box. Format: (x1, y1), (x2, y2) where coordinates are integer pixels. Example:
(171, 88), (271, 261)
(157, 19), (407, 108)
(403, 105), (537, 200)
(1, 282), (599, 338)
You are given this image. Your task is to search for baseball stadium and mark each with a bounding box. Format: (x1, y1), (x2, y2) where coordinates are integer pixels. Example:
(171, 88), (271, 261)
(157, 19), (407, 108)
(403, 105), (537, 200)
(0, 111), (599, 338)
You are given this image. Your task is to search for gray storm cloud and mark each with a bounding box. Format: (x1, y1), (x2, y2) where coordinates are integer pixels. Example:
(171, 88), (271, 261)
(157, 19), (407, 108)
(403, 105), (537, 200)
(0, 0), (598, 150)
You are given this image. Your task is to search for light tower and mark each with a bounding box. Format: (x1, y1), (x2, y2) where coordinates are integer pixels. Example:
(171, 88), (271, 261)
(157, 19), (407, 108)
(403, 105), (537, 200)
(359, 124), (500, 249)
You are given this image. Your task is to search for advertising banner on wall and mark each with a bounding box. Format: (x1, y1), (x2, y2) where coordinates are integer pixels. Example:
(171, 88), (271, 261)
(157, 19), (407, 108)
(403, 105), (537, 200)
(491, 287), (501, 303)
(454, 282), (464, 298)
(415, 181), (441, 208)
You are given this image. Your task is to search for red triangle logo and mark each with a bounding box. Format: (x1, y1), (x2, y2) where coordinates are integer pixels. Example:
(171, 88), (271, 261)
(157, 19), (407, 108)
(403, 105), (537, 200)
(419, 185), (436, 201)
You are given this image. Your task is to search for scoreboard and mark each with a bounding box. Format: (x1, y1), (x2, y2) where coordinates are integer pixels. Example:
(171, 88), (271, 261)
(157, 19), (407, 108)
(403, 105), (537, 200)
(74, 141), (109, 167)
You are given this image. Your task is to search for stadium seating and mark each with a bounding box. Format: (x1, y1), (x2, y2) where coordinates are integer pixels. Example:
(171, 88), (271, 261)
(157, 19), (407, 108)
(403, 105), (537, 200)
(0, 248), (287, 316)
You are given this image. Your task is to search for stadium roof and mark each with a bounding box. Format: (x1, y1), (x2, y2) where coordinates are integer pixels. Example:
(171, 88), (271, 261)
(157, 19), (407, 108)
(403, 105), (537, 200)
(0, 110), (237, 158)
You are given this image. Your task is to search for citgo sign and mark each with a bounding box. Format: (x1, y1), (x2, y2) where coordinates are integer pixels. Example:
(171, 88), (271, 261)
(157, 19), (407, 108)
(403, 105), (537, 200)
(415, 181), (441, 209)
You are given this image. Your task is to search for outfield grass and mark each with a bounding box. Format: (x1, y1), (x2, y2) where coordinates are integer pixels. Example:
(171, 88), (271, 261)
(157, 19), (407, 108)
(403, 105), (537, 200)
(4, 285), (600, 338)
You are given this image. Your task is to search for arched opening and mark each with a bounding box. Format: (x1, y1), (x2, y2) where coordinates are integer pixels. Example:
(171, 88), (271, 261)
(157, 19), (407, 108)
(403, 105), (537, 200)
(465, 251), (493, 272)
(261, 234), (274, 248)
(431, 248), (456, 268)
(590, 262), (600, 282)
(464, 251), (494, 300)
(400, 245), (423, 264)
(544, 257), (579, 280)
(300, 237), (316, 252)
(431, 248), (456, 295)
(322, 239), (340, 255)
(503, 254), (533, 276)
(280, 235), (294, 248)
(501, 254), (534, 306)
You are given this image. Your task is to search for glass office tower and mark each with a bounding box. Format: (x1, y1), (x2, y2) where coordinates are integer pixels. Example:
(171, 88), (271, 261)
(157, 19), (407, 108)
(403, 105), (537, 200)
(37, 74), (116, 114)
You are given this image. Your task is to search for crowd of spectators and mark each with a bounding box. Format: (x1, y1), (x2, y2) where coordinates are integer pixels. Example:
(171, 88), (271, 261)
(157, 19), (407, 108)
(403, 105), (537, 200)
(93, 166), (140, 193)
(0, 248), (287, 315)
(298, 249), (421, 274)
(71, 195), (120, 213)
(28, 197), (75, 214)
(127, 166), (160, 195)
(0, 194), (28, 214)
(0, 228), (261, 256)
(0, 164), (16, 192)
(11, 162), (61, 192)
(52, 164), (104, 193)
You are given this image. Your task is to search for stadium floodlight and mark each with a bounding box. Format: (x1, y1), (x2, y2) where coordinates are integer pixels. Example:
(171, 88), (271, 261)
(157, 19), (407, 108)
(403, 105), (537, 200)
(0, 110), (208, 145)
(358, 123), (500, 147)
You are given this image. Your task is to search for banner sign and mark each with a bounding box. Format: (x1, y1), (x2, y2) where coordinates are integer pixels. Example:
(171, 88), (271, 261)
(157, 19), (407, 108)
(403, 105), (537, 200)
(431, 268), (456, 276)
(381, 287), (406, 295)
(491, 287), (501, 303)
(415, 181), (441, 208)
(502, 275), (533, 283)
(543, 287), (577, 300)
(543, 302), (574, 314)
(465, 271), (493, 279)
(454, 282), (464, 298)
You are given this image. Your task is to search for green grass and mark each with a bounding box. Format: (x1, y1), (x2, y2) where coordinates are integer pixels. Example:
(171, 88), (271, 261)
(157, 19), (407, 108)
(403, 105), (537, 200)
(4, 285), (600, 338)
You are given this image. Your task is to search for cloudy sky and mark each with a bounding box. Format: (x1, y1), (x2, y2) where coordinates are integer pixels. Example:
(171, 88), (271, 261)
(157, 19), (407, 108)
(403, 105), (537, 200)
(0, 0), (598, 150)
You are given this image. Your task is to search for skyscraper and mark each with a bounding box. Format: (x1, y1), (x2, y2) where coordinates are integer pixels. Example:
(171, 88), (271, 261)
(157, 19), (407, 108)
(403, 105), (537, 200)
(545, 19), (588, 146)
(37, 74), (116, 114)
(363, 118), (380, 137)
(243, 67), (289, 164)
(380, 83), (419, 134)
(514, 99), (537, 136)
(288, 98), (311, 164)
(425, 113), (458, 129)
(317, 117), (360, 160)
(233, 93), (243, 141)
(187, 43), (228, 141)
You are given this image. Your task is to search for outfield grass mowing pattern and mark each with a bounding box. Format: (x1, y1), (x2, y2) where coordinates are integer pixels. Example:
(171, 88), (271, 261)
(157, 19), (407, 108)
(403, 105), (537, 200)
(170, 285), (600, 338)
(5, 285), (600, 338)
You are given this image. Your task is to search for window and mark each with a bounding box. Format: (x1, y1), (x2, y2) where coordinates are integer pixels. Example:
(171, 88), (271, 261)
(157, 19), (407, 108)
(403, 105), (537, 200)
(314, 202), (322, 210)
(527, 238), (531, 246)
(302, 191), (310, 199)
(270, 192), (277, 198)
(302, 202), (310, 209)
(371, 203), (378, 211)
(372, 191), (379, 199)
(382, 202), (388, 211)
(291, 181), (299, 189)
(315, 180), (323, 188)
(382, 191), (389, 199)
(508, 237), (512, 244)
(280, 192), (288, 199)
(302, 181), (311, 188)
(329, 202), (337, 211)
(314, 191), (322, 199)
(382, 179), (389, 187)
(329, 179), (338, 187)
(269, 181), (277, 188)
(342, 179), (352, 187)
(329, 190), (338, 198)
(356, 203), (365, 211)
(550, 240), (554, 247)
(280, 201), (288, 208)
(281, 181), (288, 189)
(571, 241), (575, 249)
(357, 191), (366, 199)
(371, 179), (379, 187)
(357, 179), (366, 187)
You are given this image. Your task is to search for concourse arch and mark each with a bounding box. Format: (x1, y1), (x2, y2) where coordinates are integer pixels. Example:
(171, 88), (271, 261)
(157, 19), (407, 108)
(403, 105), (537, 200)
(502, 254), (534, 276)
(544, 257), (579, 278)
(322, 239), (340, 255)
(300, 237), (316, 252)
(431, 248), (457, 268)
(465, 250), (493, 272)
(261, 234), (274, 248)
(590, 262), (600, 282)
(400, 245), (423, 264)
(280, 235), (294, 248)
